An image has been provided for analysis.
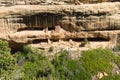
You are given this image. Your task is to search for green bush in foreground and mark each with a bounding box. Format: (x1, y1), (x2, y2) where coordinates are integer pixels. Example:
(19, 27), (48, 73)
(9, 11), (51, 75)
(113, 44), (120, 52)
(80, 48), (115, 75)
(101, 74), (120, 80)
(52, 50), (91, 80)
(19, 48), (91, 80)
(16, 45), (54, 80)
(114, 56), (120, 68)
(0, 40), (120, 80)
(0, 40), (17, 79)
(15, 46), (120, 80)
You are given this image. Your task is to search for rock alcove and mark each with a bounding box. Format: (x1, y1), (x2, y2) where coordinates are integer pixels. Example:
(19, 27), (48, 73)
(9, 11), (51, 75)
(0, 2), (119, 52)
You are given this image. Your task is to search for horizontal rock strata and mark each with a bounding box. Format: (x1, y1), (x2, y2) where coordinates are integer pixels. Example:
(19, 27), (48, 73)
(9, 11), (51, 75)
(0, 2), (120, 50)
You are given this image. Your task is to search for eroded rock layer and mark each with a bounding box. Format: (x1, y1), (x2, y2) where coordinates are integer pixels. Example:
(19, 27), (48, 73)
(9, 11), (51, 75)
(0, 2), (120, 50)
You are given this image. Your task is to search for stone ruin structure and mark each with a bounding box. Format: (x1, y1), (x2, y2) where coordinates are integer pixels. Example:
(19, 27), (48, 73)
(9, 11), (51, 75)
(0, 2), (120, 51)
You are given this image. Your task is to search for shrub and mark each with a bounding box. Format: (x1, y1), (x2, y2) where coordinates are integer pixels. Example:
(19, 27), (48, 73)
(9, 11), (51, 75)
(16, 45), (44, 62)
(83, 38), (89, 44)
(114, 56), (120, 68)
(52, 50), (91, 80)
(101, 74), (120, 80)
(80, 48), (115, 75)
(113, 44), (120, 52)
(10, 45), (120, 80)
(21, 60), (54, 80)
(49, 46), (54, 52)
(0, 40), (17, 79)
(19, 48), (92, 80)
(18, 45), (55, 80)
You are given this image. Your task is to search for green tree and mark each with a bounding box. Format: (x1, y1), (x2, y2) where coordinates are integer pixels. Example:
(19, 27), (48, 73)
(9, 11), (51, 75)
(0, 40), (17, 79)
(18, 45), (55, 80)
(83, 38), (88, 44)
(52, 50), (91, 80)
(80, 48), (115, 75)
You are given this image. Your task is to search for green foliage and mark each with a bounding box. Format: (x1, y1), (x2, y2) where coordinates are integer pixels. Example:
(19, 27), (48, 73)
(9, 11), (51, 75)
(114, 56), (120, 68)
(17, 48), (92, 80)
(52, 50), (91, 80)
(113, 44), (120, 52)
(15, 45), (43, 62)
(14, 46), (120, 80)
(1, 41), (120, 80)
(83, 38), (88, 44)
(21, 61), (54, 80)
(80, 48), (115, 75)
(112, 44), (120, 68)
(49, 46), (54, 52)
(0, 40), (17, 79)
(18, 45), (55, 80)
(101, 74), (120, 80)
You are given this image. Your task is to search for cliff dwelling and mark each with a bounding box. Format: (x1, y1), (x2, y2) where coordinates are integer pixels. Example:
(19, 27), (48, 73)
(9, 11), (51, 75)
(1, 1), (120, 80)
(0, 2), (119, 51)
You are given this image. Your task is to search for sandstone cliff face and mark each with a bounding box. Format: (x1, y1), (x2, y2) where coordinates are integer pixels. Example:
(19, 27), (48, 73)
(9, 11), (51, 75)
(0, 2), (120, 50)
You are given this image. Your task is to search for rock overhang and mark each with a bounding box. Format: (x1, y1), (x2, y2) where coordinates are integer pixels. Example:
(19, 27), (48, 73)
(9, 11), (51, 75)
(0, 2), (119, 17)
(0, 2), (120, 51)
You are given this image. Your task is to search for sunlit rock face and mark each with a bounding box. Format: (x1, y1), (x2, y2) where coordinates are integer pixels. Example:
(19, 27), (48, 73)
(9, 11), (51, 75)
(0, 2), (120, 50)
